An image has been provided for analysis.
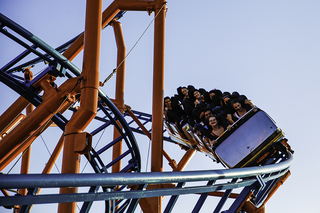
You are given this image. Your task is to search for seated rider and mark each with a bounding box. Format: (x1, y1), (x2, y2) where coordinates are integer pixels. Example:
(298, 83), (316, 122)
(164, 96), (183, 126)
(201, 115), (230, 149)
(231, 99), (252, 121)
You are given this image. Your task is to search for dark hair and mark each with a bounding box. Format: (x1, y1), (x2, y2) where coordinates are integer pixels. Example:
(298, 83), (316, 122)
(205, 115), (220, 127)
(177, 86), (184, 99)
(222, 91), (231, 99)
(209, 89), (222, 97)
(164, 96), (170, 108)
(232, 91), (240, 99)
(231, 99), (244, 108)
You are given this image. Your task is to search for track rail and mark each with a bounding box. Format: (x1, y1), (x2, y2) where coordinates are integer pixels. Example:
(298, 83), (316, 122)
(0, 152), (292, 212)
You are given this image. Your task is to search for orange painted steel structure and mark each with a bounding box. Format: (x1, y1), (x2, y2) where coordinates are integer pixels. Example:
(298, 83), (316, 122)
(0, 103), (71, 171)
(58, 0), (102, 212)
(0, 77), (81, 165)
(1, 0), (167, 212)
(112, 20), (126, 175)
(18, 96), (33, 197)
(0, 0), (293, 212)
(61, 0), (167, 211)
(0, 97), (29, 139)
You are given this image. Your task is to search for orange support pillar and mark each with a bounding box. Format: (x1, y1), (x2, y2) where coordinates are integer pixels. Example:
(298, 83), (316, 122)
(63, 1), (119, 61)
(150, 1), (166, 212)
(151, 0), (166, 175)
(111, 20), (126, 173)
(18, 104), (33, 196)
(58, 0), (102, 212)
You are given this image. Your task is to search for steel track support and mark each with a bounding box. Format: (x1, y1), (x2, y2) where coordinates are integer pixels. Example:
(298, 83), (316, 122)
(228, 185), (253, 213)
(149, 1), (167, 212)
(112, 19), (126, 174)
(18, 103), (33, 196)
(163, 182), (186, 213)
(213, 178), (238, 213)
(58, 0), (102, 212)
(192, 180), (216, 213)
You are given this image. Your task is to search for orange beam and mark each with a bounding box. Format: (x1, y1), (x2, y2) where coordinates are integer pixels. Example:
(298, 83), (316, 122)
(111, 20), (126, 174)
(151, 0), (166, 173)
(163, 150), (178, 170)
(0, 96), (29, 135)
(42, 133), (64, 174)
(62, 0), (159, 62)
(149, 1), (166, 212)
(173, 149), (196, 171)
(125, 105), (152, 139)
(58, 0), (102, 212)
(0, 113), (25, 140)
(0, 102), (71, 171)
(18, 104), (33, 196)
(0, 77), (81, 165)
(260, 170), (291, 206)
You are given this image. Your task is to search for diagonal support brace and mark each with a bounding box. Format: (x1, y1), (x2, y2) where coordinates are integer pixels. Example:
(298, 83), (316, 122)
(256, 175), (266, 191)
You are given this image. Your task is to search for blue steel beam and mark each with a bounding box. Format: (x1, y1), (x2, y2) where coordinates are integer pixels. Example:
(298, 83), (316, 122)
(163, 182), (186, 213)
(0, 152), (292, 189)
(213, 178), (238, 213)
(0, 169), (289, 207)
(192, 180), (215, 213)
(0, 152), (292, 207)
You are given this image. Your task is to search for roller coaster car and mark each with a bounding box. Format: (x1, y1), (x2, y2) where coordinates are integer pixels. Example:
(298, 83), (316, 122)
(164, 107), (292, 168)
(214, 108), (286, 168)
(164, 121), (215, 158)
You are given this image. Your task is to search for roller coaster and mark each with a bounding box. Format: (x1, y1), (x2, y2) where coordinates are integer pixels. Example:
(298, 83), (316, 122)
(0, 1), (293, 212)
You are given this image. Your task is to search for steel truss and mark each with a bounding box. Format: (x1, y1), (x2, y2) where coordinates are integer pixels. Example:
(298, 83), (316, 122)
(0, 1), (293, 212)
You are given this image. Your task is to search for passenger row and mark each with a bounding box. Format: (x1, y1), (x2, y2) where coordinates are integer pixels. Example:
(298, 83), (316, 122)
(164, 86), (255, 150)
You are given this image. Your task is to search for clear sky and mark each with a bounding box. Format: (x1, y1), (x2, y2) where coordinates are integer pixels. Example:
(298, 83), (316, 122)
(1, 0), (320, 212)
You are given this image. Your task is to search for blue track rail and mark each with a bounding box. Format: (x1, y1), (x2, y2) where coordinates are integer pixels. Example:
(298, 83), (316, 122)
(0, 152), (292, 212)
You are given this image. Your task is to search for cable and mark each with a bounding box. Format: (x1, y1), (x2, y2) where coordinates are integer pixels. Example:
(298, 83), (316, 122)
(145, 139), (152, 172)
(101, 2), (167, 86)
(40, 135), (60, 173)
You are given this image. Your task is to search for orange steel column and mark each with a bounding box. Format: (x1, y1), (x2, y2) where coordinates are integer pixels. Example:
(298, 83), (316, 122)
(151, 0), (166, 175)
(63, 1), (119, 61)
(58, 0), (102, 212)
(150, 1), (166, 212)
(18, 104), (33, 196)
(111, 20), (126, 173)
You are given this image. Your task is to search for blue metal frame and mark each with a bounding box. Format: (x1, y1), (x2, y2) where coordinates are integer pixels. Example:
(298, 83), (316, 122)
(0, 152), (292, 211)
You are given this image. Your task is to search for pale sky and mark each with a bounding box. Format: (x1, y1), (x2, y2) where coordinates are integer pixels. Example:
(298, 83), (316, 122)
(1, 0), (320, 212)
